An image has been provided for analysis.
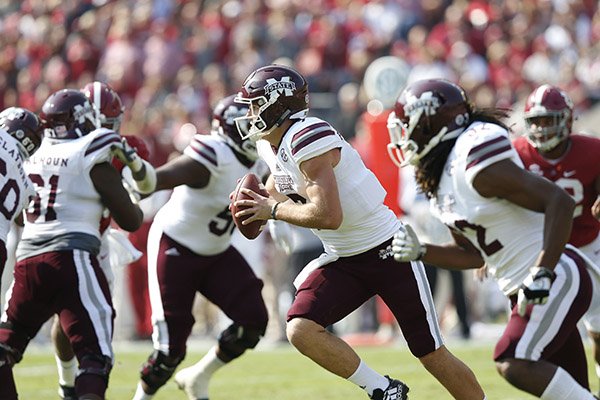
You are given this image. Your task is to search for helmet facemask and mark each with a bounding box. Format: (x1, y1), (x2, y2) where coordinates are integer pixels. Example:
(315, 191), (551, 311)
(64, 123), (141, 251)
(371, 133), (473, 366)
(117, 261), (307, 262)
(525, 112), (570, 152)
(212, 94), (258, 161)
(387, 106), (453, 167)
(387, 80), (471, 168)
(234, 94), (273, 141)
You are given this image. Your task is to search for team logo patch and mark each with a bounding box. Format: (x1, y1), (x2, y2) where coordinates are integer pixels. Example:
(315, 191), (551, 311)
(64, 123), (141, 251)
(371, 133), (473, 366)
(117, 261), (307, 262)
(279, 147), (288, 162)
(264, 77), (296, 102)
(528, 163), (543, 176)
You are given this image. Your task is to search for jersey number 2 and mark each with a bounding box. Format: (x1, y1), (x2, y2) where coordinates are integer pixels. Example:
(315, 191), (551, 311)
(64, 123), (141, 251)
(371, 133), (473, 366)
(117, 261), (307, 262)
(26, 174), (59, 222)
(454, 220), (503, 256)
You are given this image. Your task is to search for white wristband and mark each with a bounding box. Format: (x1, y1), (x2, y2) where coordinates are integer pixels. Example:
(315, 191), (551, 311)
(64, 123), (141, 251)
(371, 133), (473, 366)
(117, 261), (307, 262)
(133, 159), (157, 194)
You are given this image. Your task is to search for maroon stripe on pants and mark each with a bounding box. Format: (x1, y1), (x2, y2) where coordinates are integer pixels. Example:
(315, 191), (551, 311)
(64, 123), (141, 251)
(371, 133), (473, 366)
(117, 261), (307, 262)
(0, 250), (114, 398)
(493, 250), (592, 387)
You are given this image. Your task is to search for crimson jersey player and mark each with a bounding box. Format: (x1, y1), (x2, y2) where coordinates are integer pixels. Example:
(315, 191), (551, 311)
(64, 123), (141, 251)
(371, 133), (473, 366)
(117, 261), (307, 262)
(513, 84), (600, 397)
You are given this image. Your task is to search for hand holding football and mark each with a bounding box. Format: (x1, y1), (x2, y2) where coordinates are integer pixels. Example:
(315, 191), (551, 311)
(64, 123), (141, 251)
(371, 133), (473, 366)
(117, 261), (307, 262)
(231, 173), (268, 239)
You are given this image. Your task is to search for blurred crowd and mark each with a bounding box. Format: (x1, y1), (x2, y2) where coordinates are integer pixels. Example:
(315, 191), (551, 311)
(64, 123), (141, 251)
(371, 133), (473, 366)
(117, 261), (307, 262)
(2, 0), (600, 163)
(3, 0), (600, 343)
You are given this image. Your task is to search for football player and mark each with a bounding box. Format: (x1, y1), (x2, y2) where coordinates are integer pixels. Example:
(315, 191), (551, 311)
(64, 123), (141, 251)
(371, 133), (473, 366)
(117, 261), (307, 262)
(0, 89), (144, 400)
(388, 79), (596, 399)
(232, 65), (485, 400)
(513, 84), (600, 397)
(131, 95), (269, 400)
(49, 81), (151, 400)
(0, 107), (42, 276)
(0, 107), (42, 399)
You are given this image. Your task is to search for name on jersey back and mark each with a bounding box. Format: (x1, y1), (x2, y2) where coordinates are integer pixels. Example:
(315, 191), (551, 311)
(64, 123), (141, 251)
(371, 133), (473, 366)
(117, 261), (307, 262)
(28, 155), (69, 167)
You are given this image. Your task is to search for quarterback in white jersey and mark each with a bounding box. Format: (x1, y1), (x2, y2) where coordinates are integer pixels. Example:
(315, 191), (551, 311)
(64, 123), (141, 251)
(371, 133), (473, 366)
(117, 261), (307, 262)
(255, 116), (399, 256)
(0, 89), (143, 400)
(233, 65), (485, 400)
(132, 95), (269, 400)
(389, 79), (595, 400)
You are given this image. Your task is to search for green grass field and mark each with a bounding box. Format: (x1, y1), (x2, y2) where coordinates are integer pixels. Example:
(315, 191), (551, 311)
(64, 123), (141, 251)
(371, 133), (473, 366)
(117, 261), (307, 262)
(12, 341), (599, 399)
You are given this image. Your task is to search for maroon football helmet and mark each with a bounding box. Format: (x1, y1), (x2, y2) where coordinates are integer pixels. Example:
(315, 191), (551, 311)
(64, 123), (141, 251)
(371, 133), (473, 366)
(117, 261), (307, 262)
(234, 64), (309, 140)
(40, 89), (98, 139)
(524, 84), (573, 152)
(387, 79), (471, 167)
(81, 81), (124, 131)
(0, 107), (43, 158)
(212, 95), (257, 161)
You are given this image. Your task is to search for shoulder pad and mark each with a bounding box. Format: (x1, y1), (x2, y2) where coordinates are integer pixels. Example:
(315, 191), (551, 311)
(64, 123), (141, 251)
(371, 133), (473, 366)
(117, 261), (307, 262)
(84, 128), (121, 158)
(288, 118), (341, 162)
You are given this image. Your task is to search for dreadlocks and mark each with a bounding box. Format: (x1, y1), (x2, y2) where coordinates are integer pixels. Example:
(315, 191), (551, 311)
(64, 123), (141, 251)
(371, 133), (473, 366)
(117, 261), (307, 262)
(415, 108), (511, 199)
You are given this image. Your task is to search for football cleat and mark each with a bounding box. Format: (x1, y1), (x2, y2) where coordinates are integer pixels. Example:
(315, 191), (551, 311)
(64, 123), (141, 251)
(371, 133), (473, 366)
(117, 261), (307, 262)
(174, 366), (209, 400)
(58, 384), (77, 400)
(369, 375), (409, 400)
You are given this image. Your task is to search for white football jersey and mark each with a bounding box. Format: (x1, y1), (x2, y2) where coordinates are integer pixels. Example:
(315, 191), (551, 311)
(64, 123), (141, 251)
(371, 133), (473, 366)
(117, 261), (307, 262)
(257, 117), (400, 257)
(153, 134), (268, 255)
(0, 130), (35, 243)
(20, 128), (120, 242)
(430, 121), (543, 295)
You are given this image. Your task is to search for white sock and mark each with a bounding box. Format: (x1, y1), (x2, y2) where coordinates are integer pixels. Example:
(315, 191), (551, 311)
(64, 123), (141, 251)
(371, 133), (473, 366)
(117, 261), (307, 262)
(55, 355), (77, 387)
(541, 367), (596, 400)
(596, 363), (600, 379)
(190, 346), (226, 377)
(132, 382), (153, 400)
(347, 360), (390, 396)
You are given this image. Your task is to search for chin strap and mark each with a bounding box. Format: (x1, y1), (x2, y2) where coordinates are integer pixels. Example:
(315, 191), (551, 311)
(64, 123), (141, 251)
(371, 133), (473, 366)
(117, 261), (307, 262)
(274, 109), (291, 127)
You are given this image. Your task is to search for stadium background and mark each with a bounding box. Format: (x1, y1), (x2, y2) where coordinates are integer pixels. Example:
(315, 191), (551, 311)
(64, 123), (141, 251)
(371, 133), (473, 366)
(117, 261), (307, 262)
(1, 0), (600, 398)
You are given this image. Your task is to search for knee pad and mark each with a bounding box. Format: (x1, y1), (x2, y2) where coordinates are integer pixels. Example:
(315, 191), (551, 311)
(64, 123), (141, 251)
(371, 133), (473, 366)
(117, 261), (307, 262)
(77, 353), (112, 383)
(140, 350), (183, 392)
(218, 324), (265, 360)
(0, 321), (27, 366)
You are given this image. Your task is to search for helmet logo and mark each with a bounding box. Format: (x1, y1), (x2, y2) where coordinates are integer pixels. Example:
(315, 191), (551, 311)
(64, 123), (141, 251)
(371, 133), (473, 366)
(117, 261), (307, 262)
(264, 77), (296, 101)
(1, 107), (26, 122)
(404, 91), (439, 117)
(73, 103), (94, 124)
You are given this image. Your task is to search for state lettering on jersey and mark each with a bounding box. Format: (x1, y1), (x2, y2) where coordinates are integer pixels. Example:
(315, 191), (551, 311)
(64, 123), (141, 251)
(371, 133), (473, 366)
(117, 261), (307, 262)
(273, 174), (294, 192)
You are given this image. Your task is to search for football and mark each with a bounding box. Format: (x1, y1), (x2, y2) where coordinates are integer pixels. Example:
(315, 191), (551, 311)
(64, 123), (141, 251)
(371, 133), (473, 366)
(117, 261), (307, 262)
(231, 173), (268, 239)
